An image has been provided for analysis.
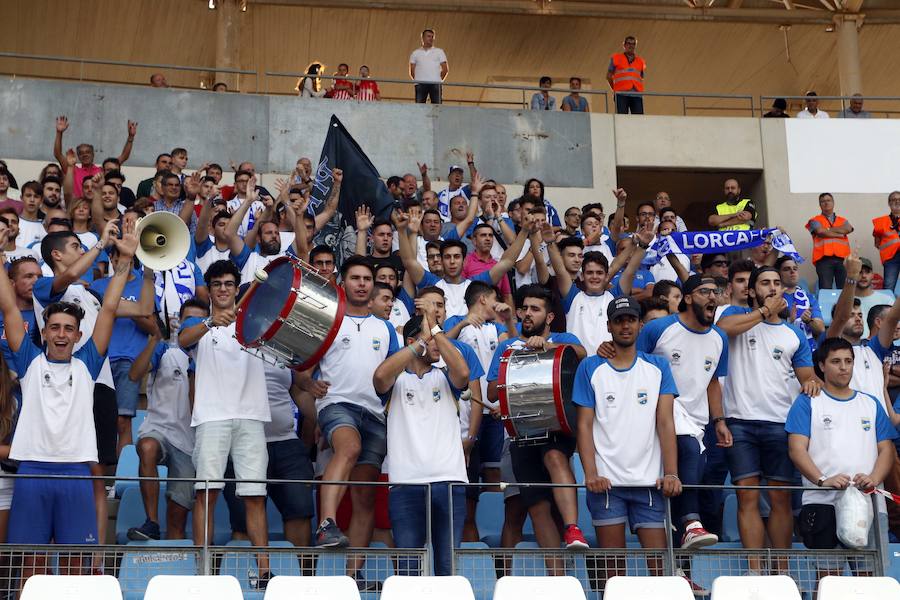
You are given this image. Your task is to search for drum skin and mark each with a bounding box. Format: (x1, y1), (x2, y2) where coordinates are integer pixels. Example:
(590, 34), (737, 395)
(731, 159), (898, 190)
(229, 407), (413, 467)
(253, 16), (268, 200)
(235, 256), (345, 371)
(497, 345), (579, 440)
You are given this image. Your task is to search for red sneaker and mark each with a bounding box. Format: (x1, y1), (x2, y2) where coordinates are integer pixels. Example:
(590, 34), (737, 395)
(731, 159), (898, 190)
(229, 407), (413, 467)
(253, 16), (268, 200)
(681, 524), (718, 549)
(564, 524), (589, 549)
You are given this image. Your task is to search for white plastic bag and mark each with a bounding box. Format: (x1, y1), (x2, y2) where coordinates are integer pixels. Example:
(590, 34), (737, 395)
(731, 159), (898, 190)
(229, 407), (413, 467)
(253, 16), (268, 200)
(835, 486), (873, 549)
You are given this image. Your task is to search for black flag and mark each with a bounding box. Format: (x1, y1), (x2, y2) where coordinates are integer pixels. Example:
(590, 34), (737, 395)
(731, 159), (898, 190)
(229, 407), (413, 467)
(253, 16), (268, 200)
(309, 115), (395, 267)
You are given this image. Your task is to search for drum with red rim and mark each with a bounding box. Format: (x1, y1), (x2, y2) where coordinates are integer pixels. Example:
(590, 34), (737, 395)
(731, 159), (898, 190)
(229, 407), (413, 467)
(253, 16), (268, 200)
(236, 256), (344, 370)
(497, 345), (579, 441)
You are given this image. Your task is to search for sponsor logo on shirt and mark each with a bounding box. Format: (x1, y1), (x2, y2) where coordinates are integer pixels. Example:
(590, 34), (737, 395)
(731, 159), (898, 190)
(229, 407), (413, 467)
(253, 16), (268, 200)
(405, 390), (415, 405)
(604, 392), (616, 407)
(704, 357), (714, 372)
(748, 335), (757, 349)
(822, 415), (833, 430)
(432, 388), (441, 402)
(861, 418), (872, 432)
(772, 347), (784, 361)
(42, 373), (52, 387)
(340, 336), (351, 349)
(670, 350), (682, 366)
(637, 390), (648, 405)
(372, 338), (381, 351)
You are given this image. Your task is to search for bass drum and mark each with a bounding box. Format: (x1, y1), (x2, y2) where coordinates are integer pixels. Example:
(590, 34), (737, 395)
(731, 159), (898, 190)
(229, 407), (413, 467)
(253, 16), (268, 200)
(236, 256), (344, 370)
(497, 345), (579, 441)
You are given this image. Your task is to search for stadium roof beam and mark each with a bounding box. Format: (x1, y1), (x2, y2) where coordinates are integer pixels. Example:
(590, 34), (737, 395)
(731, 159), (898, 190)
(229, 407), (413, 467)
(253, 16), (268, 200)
(252, 0), (900, 24)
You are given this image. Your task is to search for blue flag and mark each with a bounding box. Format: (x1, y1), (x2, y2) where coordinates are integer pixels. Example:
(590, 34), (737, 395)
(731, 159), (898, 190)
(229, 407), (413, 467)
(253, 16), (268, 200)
(648, 228), (804, 265)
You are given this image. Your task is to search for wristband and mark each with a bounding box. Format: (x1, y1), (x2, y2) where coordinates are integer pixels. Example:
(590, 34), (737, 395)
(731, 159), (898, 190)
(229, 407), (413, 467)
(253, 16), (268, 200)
(664, 474), (680, 480)
(467, 161), (475, 166)
(845, 277), (857, 286)
(93, 240), (105, 252)
(431, 324), (443, 337)
(203, 317), (214, 330)
(713, 416), (726, 424)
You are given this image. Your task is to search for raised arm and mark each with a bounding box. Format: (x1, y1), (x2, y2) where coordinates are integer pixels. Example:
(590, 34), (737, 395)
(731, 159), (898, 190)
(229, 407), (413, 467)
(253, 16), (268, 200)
(179, 172), (202, 225)
(717, 294), (787, 337)
(465, 151), (477, 181)
(53, 220), (117, 294)
(116, 120), (137, 164)
(93, 220), (139, 355)
(609, 188), (628, 241)
(243, 199), (271, 251)
(488, 219), (532, 284)
(454, 174), (482, 238)
(129, 324), (162, 382)
(354, 205), (373, 257)
(826, 253), (862, 338)
(195, 195), (217, 245)
(665, 251), (692, 283)
(418, 162), (432, 193)
(617, 226), (653, 296)
(314, 169), (342, 231)
(63, 150), (77, 199)
(224, 176), (256, 256)
(543, 222), (573, 297)
(288, 198), (310, 261)
(531, 228), (551, 285)
(53, 116), (68, 169)
(0, 241), (25, 352)
(396, 207), (425, 285)
(115, 267), (156, 318)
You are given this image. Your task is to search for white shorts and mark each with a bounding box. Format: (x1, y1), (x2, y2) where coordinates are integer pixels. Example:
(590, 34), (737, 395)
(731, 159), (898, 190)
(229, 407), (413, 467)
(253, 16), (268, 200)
(499, 438), (519, 500)
(0, 474), (13, 510)
(193, 419), (268, 497)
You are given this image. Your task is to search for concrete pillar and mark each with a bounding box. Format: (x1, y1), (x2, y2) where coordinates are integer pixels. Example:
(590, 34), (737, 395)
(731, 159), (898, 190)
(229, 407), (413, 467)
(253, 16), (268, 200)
(836, 15), (863, 98)
(215, 0), (240, 92)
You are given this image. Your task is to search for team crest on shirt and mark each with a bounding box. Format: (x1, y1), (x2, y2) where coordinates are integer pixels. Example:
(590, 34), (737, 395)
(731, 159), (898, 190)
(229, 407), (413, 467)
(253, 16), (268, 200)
(748, 335), (757, 349)
(822, 415), (833, 430)
(172, 368), (183, 380)
(604, 392), (616, 406)
(704, 357), (714, 372)
(861, 418), (872, 431)
(489, 340), (497, 351)
(393, 306), (401, 316)
(340, 336), (351, 348)
(637, 390), (648, 405)
(42, 373), (52, 387)
(772, 347), (784, 360)
(432, 388), (441, 402)
(372, 338), (381, 351)
(405, 390), (416, 405)
(670, 350), (682, 366)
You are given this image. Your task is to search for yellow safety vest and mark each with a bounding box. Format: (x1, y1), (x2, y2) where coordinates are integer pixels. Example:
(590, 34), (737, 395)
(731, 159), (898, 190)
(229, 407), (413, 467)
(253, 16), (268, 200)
(715, 199), (753, 231)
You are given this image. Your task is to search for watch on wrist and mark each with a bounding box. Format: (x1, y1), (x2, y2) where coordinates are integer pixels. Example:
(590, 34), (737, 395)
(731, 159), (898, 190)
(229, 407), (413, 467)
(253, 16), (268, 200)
(713, 416), (726, 424)
(93, 240), (105, 252)
(203, 317), (214, 330)
(430, 324), (443, 337)
(816, 475), (828, 487)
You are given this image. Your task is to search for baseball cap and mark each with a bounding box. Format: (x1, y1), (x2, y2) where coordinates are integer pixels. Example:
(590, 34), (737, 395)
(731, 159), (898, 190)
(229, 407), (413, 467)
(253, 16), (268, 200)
(448, 165), (464, 175)
(860, 257), (873, 270)
(682, 274), (716, 296)
(607, 296), (641, 321)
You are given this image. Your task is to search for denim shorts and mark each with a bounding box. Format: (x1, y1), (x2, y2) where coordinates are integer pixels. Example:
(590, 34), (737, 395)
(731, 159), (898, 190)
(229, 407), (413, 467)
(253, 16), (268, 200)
(725, 419), (796, 483)
(139, 430), (195, 509)
(318, 402), (387, 468)
(193, 419), (268, 496)
(586, 487), (666, 530)
(110, 358), (140, 417)
(478, 418), (504, 467)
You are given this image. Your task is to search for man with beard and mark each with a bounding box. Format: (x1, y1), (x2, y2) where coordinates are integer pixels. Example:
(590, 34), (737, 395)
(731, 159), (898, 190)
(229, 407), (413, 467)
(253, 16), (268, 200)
(574, 297), (680, 584)
(708, 178), (756, 232)
(777, 256), (825, 352)
(299, 256), (399, 548)
(39, 176), (63, 214)
(635, 275), (731, 550)
(487, 285), (589, 555)
(717, 267), (822, 575)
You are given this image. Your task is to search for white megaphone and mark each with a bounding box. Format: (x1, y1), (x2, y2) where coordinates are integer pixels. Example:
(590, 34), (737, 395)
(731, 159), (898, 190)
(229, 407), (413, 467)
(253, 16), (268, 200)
(134, 211), (190, 271)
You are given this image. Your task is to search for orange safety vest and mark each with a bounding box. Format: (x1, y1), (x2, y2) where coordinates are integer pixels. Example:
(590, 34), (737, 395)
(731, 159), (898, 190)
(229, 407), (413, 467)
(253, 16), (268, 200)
(610, 53), (646, 92)
(807, 214), (850, 263)
(872, 214), (900, 263)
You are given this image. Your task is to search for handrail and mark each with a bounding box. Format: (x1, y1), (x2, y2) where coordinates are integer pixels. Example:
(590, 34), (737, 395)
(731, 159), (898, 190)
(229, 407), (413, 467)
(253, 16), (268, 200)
(0, 51), (256, 75)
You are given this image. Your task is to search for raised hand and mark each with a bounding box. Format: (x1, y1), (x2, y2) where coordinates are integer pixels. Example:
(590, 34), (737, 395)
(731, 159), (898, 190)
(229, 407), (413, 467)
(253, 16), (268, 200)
(332, 168), (343, 185)
(355, 205), (373, 232)
(418, 162), (428, 177)
(612, 188), (628, 207)
(114, 217), (138, 259)
(56, 115), (69, 133)
(127, 120), (138, 138)
(407, 205), (423, 234)
(183, 171), (201, 198)
(465, 150), (474, 164)
(493, 302), (512, 321)
(845, 251), (862, 281)
(540, 221), (556, 244)
(274, 177), (289, 201)
(100, 219), (119, 248)
(246, 174), (258, 203)
(470, 172), (483, 195)
(635, 223), (655, 247)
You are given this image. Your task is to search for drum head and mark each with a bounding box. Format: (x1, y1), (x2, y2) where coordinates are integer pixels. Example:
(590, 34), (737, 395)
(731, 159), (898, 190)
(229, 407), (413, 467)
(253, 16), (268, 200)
(236, 257), (299, 346)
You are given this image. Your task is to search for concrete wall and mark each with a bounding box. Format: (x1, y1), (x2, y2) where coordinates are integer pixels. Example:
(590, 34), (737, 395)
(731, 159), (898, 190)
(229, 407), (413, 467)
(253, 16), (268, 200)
(1, 77), (888, 286)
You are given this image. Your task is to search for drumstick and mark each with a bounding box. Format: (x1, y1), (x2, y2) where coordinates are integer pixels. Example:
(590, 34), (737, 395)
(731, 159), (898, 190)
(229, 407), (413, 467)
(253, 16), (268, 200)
(461, 389), (489, 409)
(235, 268), (269, 312)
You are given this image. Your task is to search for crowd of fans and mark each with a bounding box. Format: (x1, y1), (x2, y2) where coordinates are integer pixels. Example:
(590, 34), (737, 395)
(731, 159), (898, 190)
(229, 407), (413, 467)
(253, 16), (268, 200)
(0, 112), (897, 591)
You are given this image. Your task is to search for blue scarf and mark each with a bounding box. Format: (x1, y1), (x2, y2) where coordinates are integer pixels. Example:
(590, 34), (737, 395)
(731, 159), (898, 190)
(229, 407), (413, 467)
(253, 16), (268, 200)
(645, 228), (804, 266)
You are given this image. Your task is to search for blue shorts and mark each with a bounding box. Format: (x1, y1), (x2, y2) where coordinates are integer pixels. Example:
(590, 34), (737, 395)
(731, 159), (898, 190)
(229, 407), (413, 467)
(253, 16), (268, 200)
(586, 487), (665, 531)
(726, 419), (796, 483)
(8, 462), (98, 544)
(111, 358), (140, 417)
(318, 402), (387, 468)
(478, 418), (504, 467)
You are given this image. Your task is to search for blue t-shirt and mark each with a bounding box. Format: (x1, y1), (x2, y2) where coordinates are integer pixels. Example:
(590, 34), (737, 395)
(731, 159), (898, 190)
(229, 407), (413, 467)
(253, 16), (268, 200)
(0, 309), (37, 375)
(90, 270), (154, 360)
(486, 332), (582, 382)
(610, 268), (655, 297)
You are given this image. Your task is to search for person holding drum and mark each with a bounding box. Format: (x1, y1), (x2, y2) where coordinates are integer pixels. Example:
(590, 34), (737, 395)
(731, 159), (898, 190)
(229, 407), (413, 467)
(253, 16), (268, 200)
(573, 296), (681, 584)
(486, 284), (590, 554)
(373, 303), (470, 576)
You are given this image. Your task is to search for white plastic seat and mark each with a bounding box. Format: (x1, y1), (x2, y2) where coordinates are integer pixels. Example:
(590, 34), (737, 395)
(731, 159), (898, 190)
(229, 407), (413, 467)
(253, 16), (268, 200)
(21, 575), (122, 600)
(381, 576), (475, 600)
(711, 575), (801, 600)
(817, 575), (900, 599)
(493, 576), (587, 600)
(143, 575), (242, 600)
(263, 575), (360, 600)
(604, 576), (694, 599)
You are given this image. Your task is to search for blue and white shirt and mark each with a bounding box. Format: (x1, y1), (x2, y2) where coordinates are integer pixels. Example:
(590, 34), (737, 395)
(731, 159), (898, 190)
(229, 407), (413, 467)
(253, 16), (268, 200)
(786, 390), (896, 505)
(572, 352), (678, 486)
(562, 287), (614, 354)
(720, 306), (813, 422)
(487, 332), (582, 382)
(417, 270), (493, 321)
(638, 314), (728, 438)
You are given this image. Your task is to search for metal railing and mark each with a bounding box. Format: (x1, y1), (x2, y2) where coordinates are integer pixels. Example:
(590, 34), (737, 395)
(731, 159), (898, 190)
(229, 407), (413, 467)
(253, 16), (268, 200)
(0, 472), (889, 598)
(759, 94), (900, 119)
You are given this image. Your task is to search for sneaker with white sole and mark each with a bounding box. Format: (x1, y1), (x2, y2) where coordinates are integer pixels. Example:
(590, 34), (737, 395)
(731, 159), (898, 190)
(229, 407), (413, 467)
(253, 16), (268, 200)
(681, 524), (718, 549)
(563, 524), (589, 549)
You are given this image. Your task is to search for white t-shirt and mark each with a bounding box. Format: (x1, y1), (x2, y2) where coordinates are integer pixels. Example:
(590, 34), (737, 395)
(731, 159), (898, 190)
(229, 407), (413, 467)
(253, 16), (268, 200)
(315, 314), (399, 417)
(139, 343), (194, 456)
(719, 307), (813, 422)
(562, 287), (614, 354)
(386, 367), (467, 484)
(389, 297), (411, 329)
(181, 319), (270, 426)
(850, 339), (890, 411)
(3, 245), (41, 263)
(786, 390), (894, 506)
(409, 46), (448, 83)
(233, 246), (283, 286)
(637, 314), (728, 439)
(445, 317), (506, 413)
(11, 337), (104, 463)
(264, 364), (297, 442)
(17, 218), (45, 249)
(650, 254), (690, 284)
(197, 240), (231, 275)
(796, 108), (830, 119)
(225, 198), (265, 238)
(515, 239), (551, 288)
(572, 353), (678, 486)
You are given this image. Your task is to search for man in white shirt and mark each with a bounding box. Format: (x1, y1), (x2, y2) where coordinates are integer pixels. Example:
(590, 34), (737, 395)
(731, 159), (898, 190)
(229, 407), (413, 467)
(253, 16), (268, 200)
(300, 256), (399, 549)
(653, 191), (688, 233)
(0, 220), (138, 585)
(796, 91), (830, 119)
(786, 337), (896, 562)
(178, 260), (272, 588)
(0, 208), (41, 263)
(574, 296), (681, 583)
(717, 267), (822, 575)
(373, 305), (470, 576)
(409, 28), (448, 104)
(16, 181), (46, 249)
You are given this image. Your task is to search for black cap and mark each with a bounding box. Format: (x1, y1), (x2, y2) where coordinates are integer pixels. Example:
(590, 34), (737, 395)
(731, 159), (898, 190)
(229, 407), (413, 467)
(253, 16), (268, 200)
(773, 98), (787, 110)
(607, 296), (641, 321)
(682, 274), (716, 296)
